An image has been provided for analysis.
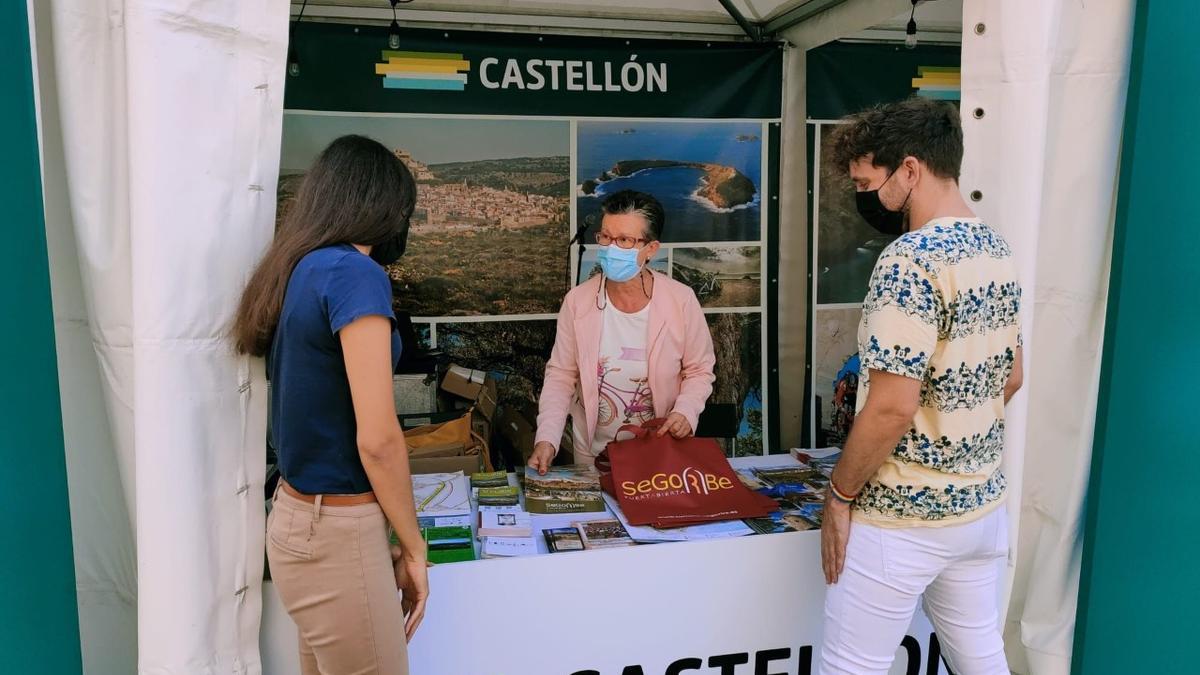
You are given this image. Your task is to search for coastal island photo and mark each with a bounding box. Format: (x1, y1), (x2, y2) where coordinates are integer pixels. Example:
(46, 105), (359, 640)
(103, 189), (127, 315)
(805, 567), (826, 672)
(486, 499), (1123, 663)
(576, 121), (764, 243)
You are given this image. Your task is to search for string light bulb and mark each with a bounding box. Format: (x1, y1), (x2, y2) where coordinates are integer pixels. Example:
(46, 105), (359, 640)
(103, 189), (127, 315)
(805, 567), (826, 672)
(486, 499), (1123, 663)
(905, 0), (919, 49)
(389, 20), (401, 49)
(388, 0), (402, 50)
(288, 0), (308, 77)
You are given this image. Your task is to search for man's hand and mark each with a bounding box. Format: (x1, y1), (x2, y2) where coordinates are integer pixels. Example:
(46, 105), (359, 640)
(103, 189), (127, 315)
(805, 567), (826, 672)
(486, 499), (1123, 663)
(656, 412), (693, 439)
(527, 441), (556, 475)
(821, 494), (852, 585)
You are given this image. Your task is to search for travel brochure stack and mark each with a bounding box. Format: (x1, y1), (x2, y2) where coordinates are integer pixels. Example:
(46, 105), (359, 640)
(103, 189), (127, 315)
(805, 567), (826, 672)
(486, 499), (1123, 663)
(407, 451), (845, 563)
(523, 465), (606, 514)
(472, 471), (537, 559)
(476, 486), (520, 506)
(478, 505), (537, 559)
(737, 450), (842, 535)
(543, 519), (634, 552)
(411, 472), (476, 563)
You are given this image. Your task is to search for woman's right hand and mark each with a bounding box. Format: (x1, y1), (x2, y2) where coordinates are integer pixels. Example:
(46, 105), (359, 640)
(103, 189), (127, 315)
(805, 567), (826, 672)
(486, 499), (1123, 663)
(527, 442), (557, 475)
(394, 554), (431, 642)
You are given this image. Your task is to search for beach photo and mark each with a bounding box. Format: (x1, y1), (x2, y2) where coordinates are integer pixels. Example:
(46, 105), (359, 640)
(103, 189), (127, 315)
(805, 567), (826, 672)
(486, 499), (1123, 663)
(672, 246), (762, 308)
(280, 113), (571, 318)
(576, 121), (763, 243)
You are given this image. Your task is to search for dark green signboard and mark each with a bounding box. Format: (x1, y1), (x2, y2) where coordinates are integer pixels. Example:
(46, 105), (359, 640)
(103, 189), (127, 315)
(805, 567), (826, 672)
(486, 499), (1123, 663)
(285, 23), (783, 119)
(807, 41), (960, 120)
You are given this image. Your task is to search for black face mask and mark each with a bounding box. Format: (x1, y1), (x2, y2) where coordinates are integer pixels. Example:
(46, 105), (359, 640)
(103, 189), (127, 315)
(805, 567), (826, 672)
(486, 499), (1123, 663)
(369, 230), (408, 267)
(855, 170), (912, 236)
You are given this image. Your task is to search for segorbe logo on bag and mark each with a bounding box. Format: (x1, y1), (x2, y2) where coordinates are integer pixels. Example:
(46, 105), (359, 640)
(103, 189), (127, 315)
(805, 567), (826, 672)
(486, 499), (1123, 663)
(620, 466), (735, 500)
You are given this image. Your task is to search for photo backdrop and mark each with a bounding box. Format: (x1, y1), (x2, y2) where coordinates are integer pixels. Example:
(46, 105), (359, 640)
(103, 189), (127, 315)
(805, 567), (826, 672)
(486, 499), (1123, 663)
(281, 23), (782, 456)
(804, 41), (961, 448)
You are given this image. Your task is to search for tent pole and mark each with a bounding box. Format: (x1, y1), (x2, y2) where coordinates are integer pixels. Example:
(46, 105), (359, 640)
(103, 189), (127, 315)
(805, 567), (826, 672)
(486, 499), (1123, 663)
(716, 0), (764, 41)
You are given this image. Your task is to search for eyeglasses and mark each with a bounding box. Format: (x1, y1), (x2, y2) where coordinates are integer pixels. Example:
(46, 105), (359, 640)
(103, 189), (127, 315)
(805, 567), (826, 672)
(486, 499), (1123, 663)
(594, 232), (651, 249)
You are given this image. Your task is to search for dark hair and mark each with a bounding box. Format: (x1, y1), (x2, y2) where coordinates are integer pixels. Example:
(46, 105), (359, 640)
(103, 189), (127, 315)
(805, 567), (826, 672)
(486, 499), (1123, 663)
(828, 97), (963, 180)
(232, 135), (416, 356)
(599, 190), (665, 241)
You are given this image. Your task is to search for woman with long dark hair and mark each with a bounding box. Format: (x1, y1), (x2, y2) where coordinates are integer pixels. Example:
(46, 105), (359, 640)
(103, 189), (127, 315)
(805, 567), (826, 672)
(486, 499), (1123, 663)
(233, 135), (427, 675)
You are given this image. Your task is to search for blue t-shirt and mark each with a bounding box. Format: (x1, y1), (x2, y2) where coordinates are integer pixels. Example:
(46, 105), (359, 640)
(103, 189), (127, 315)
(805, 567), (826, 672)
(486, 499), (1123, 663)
(268, 244), (402, 495)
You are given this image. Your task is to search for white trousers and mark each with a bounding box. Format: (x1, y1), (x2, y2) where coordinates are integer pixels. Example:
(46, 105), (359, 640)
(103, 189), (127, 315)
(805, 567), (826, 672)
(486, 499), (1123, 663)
(819, 506), (1010, 675)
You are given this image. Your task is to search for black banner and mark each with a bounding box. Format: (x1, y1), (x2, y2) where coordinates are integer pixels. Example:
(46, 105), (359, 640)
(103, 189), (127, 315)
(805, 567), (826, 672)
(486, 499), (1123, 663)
(806, 41), (959, 120)
(285, 22), (783, 119)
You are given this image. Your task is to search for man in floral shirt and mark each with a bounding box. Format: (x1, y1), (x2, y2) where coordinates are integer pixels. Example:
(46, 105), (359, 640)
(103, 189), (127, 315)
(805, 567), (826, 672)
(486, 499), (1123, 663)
(819, 98), (1023, 675)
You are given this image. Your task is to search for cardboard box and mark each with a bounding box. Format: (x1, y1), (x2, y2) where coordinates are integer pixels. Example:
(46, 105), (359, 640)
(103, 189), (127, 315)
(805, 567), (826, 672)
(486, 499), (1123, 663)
(440, 365), (499, 420)
(499, 405), (537, 462)
(476, 377), (499, 421)
(410, 454), (481, 476)
(407, 442), (483, 476)
(398, 410), (464, 431)
(441, 365), (488, 400)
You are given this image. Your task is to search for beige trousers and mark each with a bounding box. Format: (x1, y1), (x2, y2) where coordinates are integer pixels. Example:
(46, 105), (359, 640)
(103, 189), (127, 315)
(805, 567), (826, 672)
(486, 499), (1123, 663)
(267, 486), (409, 675)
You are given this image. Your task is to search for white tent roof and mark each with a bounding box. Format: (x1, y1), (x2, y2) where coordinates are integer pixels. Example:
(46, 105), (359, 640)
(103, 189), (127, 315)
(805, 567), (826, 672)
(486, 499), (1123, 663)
(292, 0), (962, 42)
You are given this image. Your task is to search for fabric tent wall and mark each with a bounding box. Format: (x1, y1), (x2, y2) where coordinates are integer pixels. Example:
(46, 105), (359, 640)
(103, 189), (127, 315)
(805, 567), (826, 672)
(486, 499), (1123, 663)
(32, 2), (138, 672)
(958, 1), (1134, 673)
(35, 1), (289, 672)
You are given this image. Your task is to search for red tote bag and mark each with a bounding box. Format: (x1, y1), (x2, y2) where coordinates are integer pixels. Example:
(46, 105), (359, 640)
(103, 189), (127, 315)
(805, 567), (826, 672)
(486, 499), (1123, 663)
(595, 420), (778, 527)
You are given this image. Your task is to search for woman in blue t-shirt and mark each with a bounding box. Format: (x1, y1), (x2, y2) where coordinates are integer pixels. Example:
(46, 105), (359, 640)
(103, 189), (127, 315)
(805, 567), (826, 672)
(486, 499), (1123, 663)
(233, 135), (427, 675)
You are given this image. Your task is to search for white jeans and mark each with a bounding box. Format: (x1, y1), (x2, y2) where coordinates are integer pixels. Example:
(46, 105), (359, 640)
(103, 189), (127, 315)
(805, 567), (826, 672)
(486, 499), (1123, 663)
(819, 506), (1010, 675)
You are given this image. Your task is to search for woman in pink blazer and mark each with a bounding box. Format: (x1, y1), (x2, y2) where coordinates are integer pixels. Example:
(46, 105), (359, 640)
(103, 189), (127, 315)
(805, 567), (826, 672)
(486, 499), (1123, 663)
(529, 190), (716, 473)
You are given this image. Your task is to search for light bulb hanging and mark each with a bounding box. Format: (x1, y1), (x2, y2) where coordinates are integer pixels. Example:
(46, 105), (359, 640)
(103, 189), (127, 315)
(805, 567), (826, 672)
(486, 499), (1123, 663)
(288, 0), (309, 77)
(905, 0), (919, 49)
(389, 20), (401, 50)
(388, 0), (402, 50)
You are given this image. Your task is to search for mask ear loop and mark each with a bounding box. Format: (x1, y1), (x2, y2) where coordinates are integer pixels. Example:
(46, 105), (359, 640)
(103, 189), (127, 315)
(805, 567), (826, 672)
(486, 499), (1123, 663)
(898, 188), (914, 232)
(596, 273), (608, 311)
(896, 163), (915, 232)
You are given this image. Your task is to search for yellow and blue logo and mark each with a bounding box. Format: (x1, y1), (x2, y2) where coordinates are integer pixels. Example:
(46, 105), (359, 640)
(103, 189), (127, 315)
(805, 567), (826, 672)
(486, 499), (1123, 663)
(375, 50), (470, 91)
(912, 66), (960, 101)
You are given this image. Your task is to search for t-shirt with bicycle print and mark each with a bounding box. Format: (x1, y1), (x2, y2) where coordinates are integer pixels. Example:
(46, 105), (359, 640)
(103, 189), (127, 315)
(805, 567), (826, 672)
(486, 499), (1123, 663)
(574, 296), (656, 460)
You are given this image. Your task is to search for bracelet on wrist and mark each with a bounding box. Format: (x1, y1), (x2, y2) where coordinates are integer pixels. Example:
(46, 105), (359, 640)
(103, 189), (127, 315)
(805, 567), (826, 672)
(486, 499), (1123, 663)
(829, 479), (858, 505)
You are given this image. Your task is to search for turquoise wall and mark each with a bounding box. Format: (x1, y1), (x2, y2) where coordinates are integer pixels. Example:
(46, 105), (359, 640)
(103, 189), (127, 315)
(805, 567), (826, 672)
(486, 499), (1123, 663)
(0, 3), (83, 673)
(1074, 1), (1200, 673)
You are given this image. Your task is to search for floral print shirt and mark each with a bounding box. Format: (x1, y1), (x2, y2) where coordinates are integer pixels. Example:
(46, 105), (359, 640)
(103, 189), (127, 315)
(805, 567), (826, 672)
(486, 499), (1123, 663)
(854, 218), (1022, 528)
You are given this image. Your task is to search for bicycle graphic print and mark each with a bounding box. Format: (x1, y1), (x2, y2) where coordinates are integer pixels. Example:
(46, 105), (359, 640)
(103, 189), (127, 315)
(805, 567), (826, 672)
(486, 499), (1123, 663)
(596, 357), (655, 427)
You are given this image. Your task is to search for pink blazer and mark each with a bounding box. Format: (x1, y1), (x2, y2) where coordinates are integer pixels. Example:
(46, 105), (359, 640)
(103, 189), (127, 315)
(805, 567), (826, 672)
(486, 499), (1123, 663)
(535, 271), (716, 457)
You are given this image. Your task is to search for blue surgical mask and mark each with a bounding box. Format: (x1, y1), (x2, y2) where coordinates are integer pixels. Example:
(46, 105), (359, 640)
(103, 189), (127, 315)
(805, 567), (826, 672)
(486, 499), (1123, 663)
(596, 244), (643, 282)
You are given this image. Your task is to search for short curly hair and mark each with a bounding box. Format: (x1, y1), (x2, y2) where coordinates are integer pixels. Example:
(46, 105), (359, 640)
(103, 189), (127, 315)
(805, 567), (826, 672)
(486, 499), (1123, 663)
(827, 97), (963, 181)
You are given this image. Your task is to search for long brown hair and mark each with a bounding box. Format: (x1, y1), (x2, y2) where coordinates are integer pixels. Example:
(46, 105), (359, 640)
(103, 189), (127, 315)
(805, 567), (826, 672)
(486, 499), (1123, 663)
(232, 135), (416, 356)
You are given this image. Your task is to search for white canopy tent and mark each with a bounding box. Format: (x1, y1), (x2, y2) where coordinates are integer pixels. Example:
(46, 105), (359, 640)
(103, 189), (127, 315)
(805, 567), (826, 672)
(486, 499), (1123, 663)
(30, 1), (1131, 673)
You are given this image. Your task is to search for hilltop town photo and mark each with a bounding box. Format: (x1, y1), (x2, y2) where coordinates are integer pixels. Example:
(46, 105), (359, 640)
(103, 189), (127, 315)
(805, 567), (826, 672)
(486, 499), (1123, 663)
(279, 113), (571, 317)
